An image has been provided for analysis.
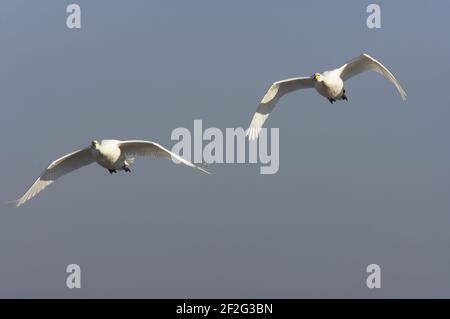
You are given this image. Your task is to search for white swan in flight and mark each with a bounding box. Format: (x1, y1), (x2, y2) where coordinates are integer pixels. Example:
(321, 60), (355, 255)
(246, 53), (407, 140)
(11, 139), (210, 207)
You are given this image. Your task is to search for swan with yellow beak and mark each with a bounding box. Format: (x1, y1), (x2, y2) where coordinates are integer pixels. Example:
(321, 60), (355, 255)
(246, 53), (407, 140)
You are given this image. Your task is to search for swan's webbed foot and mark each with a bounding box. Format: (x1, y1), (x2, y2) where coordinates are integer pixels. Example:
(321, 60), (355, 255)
(328, 98), (336, 104)
(108, 169), (117, 174)
(342, 89), (348, 101)
(123, 166), (131, 173)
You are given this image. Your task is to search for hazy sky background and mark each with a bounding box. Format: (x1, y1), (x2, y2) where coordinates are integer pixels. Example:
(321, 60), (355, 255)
(1, 0), (449, 298)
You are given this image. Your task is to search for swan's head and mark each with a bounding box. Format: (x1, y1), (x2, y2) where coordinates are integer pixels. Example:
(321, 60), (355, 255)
(91, 140), (100, 149)
(312, 73), (323, 82)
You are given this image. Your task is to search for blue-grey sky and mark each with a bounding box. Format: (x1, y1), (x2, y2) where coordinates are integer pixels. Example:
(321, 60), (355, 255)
(1, 0), (449, 298)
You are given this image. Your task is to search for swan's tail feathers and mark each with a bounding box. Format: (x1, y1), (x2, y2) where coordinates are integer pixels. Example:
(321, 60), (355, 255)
(125, 156), (135, 166)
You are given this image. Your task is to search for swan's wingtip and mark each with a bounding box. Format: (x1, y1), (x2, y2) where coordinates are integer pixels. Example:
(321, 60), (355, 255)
(199, 167), (211, 175)
(195, 163), (211, 175)
(6, 199), (21, 208)
(246, 128), (260, 141)
(400, 90), (407, 101)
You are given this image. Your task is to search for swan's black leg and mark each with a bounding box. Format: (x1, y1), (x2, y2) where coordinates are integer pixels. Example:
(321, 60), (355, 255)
(108, 169), (117, 174)
(342, 89), (348, 101)
(328, 98), (336, 104)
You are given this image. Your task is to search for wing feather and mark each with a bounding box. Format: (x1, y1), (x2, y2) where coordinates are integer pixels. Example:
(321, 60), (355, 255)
(118, 140), (210, 174)
(12, 148), (94, 207)
(338, 53), (407, 100)
(246, 77), (314, 140)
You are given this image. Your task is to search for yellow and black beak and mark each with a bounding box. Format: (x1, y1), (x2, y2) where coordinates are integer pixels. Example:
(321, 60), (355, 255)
(313, 73), (319, 81)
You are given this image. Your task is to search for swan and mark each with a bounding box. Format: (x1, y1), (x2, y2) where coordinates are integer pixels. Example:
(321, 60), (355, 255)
(11, 139), (209, 207)
(246, 53), (407, 140)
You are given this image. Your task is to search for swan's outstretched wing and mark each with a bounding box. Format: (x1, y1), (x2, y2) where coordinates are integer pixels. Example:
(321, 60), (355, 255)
(338, 53), (407, 100)
(118, 140), (210, 174)
(12, 148), (94, 207)
(246, 77), (314, 140)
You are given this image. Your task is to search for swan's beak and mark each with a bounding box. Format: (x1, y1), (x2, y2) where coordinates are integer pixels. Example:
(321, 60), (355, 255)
(313, 73), (319, 81)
